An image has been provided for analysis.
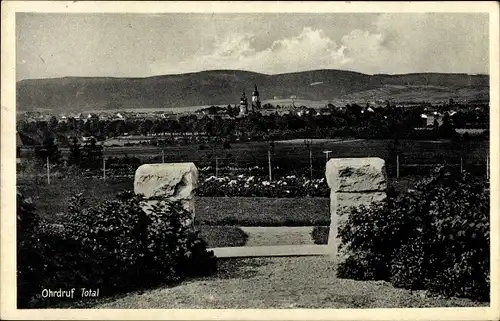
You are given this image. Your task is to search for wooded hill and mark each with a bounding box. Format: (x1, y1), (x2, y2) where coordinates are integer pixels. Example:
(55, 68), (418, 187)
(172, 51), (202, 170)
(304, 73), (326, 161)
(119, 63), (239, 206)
(17, 70), (489, 112)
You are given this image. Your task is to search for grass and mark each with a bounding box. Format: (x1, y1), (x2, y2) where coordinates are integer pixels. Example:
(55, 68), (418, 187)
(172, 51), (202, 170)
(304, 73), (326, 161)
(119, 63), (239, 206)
(198, 226), (248, 247)
(17, 177), (331, 226)
(16, 175), (418, 228)
(16, 177), (252, 248)
(86, 256), (487, 309)
(196, 197), (330, 226)
(311, 226), (330, 244)
(17, 176), (331, 246)
(17, 177), (134, 222)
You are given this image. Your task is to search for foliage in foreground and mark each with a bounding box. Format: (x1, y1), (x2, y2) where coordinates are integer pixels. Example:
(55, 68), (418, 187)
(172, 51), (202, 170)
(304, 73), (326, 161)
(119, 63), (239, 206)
(17, 190), (216, 308)
(337, 167), (490, 301)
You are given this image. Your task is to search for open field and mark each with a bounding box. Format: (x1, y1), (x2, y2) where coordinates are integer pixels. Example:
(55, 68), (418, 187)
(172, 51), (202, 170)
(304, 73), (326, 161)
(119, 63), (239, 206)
(82, 105), (212, 114)
(45, 138), (489, 178)
(17, 177), (420, 226)
(338, 84), (489, 103)
(16, 177), (250, 247)
(262, 98), (331, 108)
(17, 177), (330, 247)
(15, 175), (421, 248)
(274, 138), (361, 144)
(86, 256), (485, 309)
(196, 197), (330, 226)
(17, 176), (332, 226)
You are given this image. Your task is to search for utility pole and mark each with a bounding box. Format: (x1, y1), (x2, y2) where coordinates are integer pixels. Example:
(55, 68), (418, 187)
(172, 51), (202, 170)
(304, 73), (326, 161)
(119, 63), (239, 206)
(46, 156), (50, 185)
(268, 141), (275, 182)
(460, 157), (463, 174)
(309, 149), (313, 180)
(304, 139), (312, 180)
(215, 157), (219, 178)
(396, 154), (400, 179)
(103, 157), (106, 180)
(268, 150), (272, 182)
(161, 149), (165, 163)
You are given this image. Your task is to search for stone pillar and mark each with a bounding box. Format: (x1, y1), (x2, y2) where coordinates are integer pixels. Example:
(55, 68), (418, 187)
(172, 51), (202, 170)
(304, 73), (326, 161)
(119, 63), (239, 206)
(134, 163), (198, 224)
(325, 158), (387, 257)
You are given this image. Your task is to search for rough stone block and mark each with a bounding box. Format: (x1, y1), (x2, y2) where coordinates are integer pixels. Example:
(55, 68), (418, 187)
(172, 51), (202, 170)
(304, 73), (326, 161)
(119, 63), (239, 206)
(134, 163), (198, 218)
(325, 157), (388, 258)
(326, 158), (387, 192)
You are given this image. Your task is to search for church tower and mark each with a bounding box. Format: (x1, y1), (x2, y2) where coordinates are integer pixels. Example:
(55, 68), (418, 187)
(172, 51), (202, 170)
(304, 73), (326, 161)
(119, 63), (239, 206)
(251, 84), (261, 112)
(239, 91), (248, 116)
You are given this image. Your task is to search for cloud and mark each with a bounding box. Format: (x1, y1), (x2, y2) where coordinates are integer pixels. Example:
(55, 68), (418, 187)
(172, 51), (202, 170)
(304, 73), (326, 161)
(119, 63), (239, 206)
(345, 13), (489, 74)
(149, 13), (488, 75)
(150, 27), (348, 75)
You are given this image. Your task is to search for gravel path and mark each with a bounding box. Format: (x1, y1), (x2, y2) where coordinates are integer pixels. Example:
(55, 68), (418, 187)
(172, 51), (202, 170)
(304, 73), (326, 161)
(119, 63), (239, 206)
(93, 257), (486, 309)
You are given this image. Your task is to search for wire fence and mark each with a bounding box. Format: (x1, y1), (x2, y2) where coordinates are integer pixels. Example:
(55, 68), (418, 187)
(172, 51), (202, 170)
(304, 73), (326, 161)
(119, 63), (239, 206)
(17, 149), (490, 185)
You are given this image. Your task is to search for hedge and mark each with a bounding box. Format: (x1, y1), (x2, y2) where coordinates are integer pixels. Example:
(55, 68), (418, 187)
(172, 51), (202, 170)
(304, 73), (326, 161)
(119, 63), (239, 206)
(337, 167), (490, 301)
(17, 190), (216, 308)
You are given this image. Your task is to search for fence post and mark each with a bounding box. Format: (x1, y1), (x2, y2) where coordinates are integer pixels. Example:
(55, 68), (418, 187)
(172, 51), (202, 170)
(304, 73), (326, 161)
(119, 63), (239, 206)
(396, 154), (400, 179)
(103, 157), (106, 180)
(161, 149), (165, 163)
(323, 150), (332, 164)
(309, 149), (313, 180)
(215, 157), (219, 178)
(460, 157), (463, 173)
(46, 156), (50, 185)
(268, 150), (272, 182)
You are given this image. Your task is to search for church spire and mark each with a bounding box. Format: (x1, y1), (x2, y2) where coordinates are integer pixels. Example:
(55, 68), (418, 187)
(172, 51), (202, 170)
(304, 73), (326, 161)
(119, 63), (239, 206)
(251, 84), (261, 112)
(239, 90), (248, 116)
(252, 84), (259, 96)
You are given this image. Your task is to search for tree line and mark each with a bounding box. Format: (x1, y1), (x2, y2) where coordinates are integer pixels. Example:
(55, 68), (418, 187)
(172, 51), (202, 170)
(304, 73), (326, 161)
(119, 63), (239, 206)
(18, 102), (488, 150)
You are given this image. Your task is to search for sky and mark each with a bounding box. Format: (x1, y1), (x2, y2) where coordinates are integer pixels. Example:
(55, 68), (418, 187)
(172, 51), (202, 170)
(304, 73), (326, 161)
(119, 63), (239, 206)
(16, 12), (489, 80)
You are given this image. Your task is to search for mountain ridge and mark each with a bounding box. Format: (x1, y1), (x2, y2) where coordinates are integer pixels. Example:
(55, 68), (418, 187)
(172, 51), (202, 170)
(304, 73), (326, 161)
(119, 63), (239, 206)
(17, 69), (490, 83)
(16, 69), (489, 112)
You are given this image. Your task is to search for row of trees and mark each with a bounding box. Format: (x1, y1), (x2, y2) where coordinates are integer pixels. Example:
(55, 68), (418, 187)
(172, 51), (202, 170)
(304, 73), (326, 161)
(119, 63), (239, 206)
(32, 136), (104, 170)
(17, 103), (489, 147)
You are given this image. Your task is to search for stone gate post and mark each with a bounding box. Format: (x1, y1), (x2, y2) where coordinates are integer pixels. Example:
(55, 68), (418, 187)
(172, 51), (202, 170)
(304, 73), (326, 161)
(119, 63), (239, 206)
(134, 163), (198, 224)
(325, 158), (387, 258)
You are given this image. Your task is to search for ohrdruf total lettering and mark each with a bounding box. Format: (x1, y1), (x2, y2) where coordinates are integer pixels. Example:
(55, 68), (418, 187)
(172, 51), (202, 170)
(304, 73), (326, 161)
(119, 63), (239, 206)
(41, 288), (100, 298)
(41, 288), (76, 298)
(80, 288), (100, 297)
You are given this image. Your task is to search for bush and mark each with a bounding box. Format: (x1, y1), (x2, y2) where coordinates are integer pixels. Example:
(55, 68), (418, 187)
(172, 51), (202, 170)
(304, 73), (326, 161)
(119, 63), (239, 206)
(337, 167), (489, 301)
(17, 190), (216, 308)
(17, 191), (44, 308)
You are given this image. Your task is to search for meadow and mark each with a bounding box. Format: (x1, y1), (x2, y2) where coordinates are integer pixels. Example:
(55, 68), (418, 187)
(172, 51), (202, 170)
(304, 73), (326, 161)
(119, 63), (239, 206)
(53, 138), (489, 178)
(15, 172), (436, 248)
(18, 137), (488, 247)
(17, 176), (329, 247)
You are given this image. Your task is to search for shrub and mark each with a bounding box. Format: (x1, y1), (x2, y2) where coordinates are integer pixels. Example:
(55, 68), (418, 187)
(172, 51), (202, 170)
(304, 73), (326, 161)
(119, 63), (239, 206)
(17, 190), (216, 308)
(337, 167), (489, 301)
(17, 191), (45, 307)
